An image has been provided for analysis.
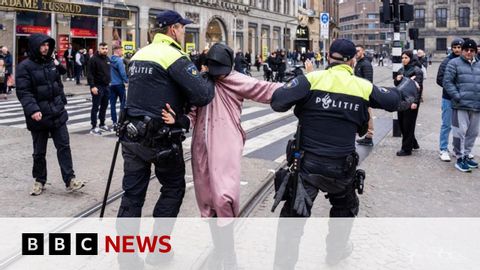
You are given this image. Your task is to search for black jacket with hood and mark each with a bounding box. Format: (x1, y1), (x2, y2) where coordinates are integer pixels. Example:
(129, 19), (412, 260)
(436, 53), (459, 100)
(16, 34), (68, 131)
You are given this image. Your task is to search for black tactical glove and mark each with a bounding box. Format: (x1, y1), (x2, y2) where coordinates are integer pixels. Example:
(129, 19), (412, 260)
(293, 175), (313, 217)
(271, 169), (291, 212)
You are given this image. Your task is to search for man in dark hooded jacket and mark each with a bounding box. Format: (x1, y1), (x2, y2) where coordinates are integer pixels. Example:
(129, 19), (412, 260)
(16, 34), (85, 196)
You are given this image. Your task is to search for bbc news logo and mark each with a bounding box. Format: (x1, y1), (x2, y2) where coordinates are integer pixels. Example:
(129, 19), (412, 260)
(22, 233), (98, 255)
(22, 233), (171, 255)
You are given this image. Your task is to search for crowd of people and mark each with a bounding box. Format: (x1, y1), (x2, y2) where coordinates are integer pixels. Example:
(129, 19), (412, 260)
(355, 37), (480, 174)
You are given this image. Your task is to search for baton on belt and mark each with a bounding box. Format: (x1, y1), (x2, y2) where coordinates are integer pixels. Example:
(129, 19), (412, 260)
(291, 124), (302, 212)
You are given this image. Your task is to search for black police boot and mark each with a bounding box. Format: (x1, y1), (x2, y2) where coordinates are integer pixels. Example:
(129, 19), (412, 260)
(325, 241), (353, 266)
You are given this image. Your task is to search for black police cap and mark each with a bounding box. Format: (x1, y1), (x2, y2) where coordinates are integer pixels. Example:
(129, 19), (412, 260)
(329, 39), (357, 62)
(156, 10), (193, 28)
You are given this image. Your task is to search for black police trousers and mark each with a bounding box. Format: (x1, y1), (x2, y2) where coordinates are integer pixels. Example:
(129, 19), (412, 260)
(30, 123), (75, 187)
(117, 141), (185, 217)
(280, 154), (359, 218)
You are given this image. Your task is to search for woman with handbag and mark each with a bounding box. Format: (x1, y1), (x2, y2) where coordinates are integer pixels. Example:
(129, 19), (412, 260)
(394, 50), (423, 156)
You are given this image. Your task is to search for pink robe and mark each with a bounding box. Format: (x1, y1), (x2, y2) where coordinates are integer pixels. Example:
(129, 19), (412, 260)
(189, 71), (283, 217)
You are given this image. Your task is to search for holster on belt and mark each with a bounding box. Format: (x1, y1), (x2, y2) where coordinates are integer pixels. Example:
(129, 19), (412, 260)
(302, 152), (365, 195)
(303, 173), (352, 194)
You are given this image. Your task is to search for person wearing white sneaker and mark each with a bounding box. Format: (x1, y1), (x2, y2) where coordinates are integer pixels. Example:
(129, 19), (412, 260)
(439, 150), (451, 162)
(66, 178), (85, 192)
(90, 127), (102, 135)
(99, 125), (111, 132)
(87, 42), (111, 135)
(436, 38), (464, 163)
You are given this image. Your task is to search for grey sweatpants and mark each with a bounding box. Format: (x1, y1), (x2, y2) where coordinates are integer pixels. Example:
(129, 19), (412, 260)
(452, 109), (480, 158)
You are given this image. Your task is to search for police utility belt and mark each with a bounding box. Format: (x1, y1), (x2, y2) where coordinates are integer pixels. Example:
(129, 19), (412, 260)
(117, 114), (185, 149)
(272, 140), (365, 209)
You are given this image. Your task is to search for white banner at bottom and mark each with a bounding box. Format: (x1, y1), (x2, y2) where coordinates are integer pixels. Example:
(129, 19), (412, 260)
(0, 218), (479, 270)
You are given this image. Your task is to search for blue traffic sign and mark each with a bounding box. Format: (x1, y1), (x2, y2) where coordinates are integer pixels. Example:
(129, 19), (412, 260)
(321, 13), (329, 24)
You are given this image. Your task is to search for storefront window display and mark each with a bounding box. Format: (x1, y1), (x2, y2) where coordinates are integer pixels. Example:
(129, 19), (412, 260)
(273, 28), (280, 51)
(111, 9), (137, 50)
(248, 26), (257, 56)
(261, 27), (270, 60)
(70, 15), (98, 52)
(185, 28), (199, 53)
(206, 19), (226, 47)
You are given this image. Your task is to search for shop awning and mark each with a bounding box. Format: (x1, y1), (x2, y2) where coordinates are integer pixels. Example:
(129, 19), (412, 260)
(0, 0), (130, 18)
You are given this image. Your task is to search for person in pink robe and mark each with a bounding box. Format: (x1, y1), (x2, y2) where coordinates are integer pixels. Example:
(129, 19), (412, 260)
(163, 44), (283, 217)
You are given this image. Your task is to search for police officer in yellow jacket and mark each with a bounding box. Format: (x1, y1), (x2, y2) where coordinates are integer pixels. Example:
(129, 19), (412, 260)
(271, 39), (417, 218)
(117, 10), (214, 218)
(270, 39), (418, 268)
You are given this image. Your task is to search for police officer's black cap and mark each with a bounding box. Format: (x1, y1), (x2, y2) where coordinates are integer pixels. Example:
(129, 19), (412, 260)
(329, 39), (357, 62)
(206, 43), (234, 76)
(156, 10), (193, 28)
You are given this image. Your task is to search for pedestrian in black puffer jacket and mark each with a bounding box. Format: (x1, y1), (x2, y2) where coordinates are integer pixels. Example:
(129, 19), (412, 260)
(394, 50), (423, 156)
(354, 56), (373, 83)
(16, 33), (85, 195)
(16, 34), (68, 131)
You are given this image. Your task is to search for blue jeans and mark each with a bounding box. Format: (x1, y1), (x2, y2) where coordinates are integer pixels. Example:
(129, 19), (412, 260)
(439, 98), (452, 151)
(109, 84), (126, 124)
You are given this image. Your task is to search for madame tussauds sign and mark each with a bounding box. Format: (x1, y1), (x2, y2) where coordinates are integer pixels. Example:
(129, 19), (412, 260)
(0, 0), (99, 16)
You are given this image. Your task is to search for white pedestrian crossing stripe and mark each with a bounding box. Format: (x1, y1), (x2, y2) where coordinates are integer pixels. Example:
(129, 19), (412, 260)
(0, 96), (297, 161)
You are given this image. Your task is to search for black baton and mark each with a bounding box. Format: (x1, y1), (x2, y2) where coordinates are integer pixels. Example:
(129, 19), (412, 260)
(100, 139), (120, 218)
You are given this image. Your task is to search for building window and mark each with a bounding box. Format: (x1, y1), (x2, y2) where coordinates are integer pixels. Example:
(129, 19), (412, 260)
(284, 0), (290, 15)
(416, 38), (425, 50)
(414, 9), (425, 28)
(261, 27), (270, 59)
(298, 0), (307, 9)
(459, 7), (470, 27)
(273, 0), (281, 12)
(273, 29), (281, 50)
(436, 38), (447, 51)
(185, 29), (199, 53)
(436, 8), (447, 28)
(259, 0), (269, 10)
